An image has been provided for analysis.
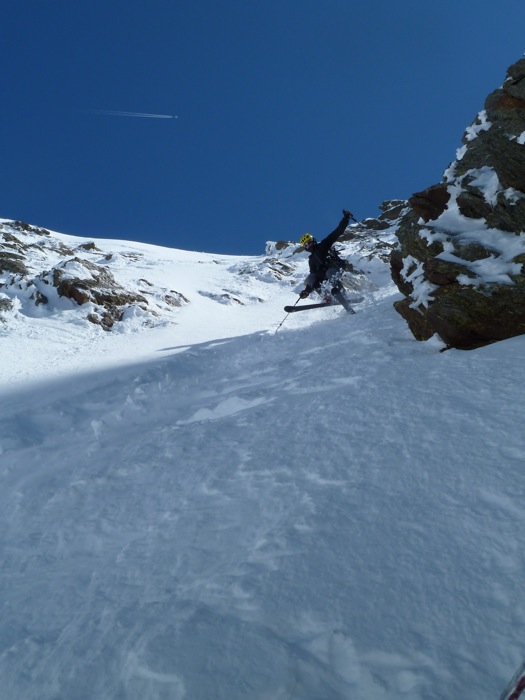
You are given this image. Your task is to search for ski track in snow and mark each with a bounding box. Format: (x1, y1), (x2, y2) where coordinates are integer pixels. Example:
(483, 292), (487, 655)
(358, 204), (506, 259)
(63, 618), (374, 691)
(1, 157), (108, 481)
(1, 282), (525, 696)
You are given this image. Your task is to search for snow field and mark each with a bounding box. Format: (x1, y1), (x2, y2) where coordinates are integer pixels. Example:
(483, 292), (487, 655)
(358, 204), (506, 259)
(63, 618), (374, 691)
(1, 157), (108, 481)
(1, 288), (525, 699)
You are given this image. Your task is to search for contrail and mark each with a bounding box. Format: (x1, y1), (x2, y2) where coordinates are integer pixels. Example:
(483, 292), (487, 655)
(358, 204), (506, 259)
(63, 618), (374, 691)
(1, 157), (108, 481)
(87, 109), (178, 119)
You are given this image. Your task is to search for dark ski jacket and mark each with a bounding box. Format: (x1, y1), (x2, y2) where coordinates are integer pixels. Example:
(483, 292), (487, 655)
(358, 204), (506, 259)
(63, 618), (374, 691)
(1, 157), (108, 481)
(306, 214), (349, 287)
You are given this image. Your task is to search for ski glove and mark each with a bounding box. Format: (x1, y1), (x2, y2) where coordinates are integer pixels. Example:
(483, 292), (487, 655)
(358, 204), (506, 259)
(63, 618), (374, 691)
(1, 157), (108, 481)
(342, 209), (353, 219)
(299, 287), (311, 299)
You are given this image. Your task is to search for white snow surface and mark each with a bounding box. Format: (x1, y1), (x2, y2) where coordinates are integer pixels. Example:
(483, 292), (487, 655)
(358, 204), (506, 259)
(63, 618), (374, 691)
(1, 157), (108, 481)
(1, 225), (525, 700)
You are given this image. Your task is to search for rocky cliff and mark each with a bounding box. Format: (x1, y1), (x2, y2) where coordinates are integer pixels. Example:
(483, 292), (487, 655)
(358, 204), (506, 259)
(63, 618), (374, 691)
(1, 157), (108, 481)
(391, 57), (525, 350)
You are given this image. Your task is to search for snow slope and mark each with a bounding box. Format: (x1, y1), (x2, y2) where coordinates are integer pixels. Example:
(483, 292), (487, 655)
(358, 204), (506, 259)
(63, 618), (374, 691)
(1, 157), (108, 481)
(1, 229), (524, 700)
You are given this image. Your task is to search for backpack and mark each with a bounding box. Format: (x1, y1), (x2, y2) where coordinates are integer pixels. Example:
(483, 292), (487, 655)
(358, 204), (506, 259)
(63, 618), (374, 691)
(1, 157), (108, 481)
(325, 246), (346, 270)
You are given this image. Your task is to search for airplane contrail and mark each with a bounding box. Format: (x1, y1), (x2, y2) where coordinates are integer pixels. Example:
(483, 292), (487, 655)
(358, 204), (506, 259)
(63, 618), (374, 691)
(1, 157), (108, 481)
(87, 109), (178, 119)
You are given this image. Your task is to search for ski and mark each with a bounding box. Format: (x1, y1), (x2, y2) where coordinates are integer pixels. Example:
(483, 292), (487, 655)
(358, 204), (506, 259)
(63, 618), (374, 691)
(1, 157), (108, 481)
(284, 296), (363, 314)
(284, 301), (340, 312)
(332, 291), (362, 314)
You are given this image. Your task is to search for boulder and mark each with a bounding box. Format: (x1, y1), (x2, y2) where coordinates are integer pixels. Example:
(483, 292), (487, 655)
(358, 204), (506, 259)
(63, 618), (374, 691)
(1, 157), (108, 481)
(391, 57), (525, 349)
(48, 257), (149, 329)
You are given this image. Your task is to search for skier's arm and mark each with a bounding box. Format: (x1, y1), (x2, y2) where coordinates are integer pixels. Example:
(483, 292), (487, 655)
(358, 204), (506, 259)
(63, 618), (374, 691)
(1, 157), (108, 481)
(299, 273), (317, 298)
(318, 210), (352, 252)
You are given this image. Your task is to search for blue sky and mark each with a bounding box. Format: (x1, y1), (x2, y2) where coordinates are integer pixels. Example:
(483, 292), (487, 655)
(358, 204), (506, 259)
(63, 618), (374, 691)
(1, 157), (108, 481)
(3, 1), (525, 255)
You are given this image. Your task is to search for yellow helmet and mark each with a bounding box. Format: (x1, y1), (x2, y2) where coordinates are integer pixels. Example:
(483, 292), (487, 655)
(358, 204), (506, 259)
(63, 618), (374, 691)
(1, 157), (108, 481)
(300, 233), (314, 247)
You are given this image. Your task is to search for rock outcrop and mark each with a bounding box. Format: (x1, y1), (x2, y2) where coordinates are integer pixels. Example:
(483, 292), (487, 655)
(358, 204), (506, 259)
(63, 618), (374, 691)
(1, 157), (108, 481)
(0, 220), (188, 329)
(391, 57), (525, 350)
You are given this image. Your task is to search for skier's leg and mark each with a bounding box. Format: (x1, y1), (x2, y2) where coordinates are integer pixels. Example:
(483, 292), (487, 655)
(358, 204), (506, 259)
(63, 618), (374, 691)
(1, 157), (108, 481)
(327, 269), (355, 313)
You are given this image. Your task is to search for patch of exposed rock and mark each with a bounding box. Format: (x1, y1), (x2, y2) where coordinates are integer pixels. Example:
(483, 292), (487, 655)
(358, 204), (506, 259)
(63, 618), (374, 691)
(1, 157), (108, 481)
(391, 57), (525, 350)
(0, 220), (189, 329)
(45, 257), (150, 329)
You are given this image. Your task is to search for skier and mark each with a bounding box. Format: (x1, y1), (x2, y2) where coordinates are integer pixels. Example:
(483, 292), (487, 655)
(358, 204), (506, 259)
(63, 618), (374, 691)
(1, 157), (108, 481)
(298, 209), (355, 312)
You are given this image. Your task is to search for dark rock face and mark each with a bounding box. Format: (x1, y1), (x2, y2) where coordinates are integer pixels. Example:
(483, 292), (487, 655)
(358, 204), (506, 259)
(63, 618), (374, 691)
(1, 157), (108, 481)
(409, 185), (451, 223)
(391, 57), (525, 350)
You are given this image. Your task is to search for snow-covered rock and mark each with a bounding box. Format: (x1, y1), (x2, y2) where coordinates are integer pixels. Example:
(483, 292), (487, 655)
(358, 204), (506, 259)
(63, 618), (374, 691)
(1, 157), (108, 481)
(391, 57), (525, 350)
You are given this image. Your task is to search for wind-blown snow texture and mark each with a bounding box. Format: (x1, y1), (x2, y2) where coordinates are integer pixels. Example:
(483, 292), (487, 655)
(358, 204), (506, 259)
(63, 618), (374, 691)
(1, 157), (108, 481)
(1, 225), (524, 700)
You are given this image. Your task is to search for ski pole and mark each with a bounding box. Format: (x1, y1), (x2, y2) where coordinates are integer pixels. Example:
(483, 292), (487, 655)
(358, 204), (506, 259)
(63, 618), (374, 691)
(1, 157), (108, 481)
(275, 297), (300, 333)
